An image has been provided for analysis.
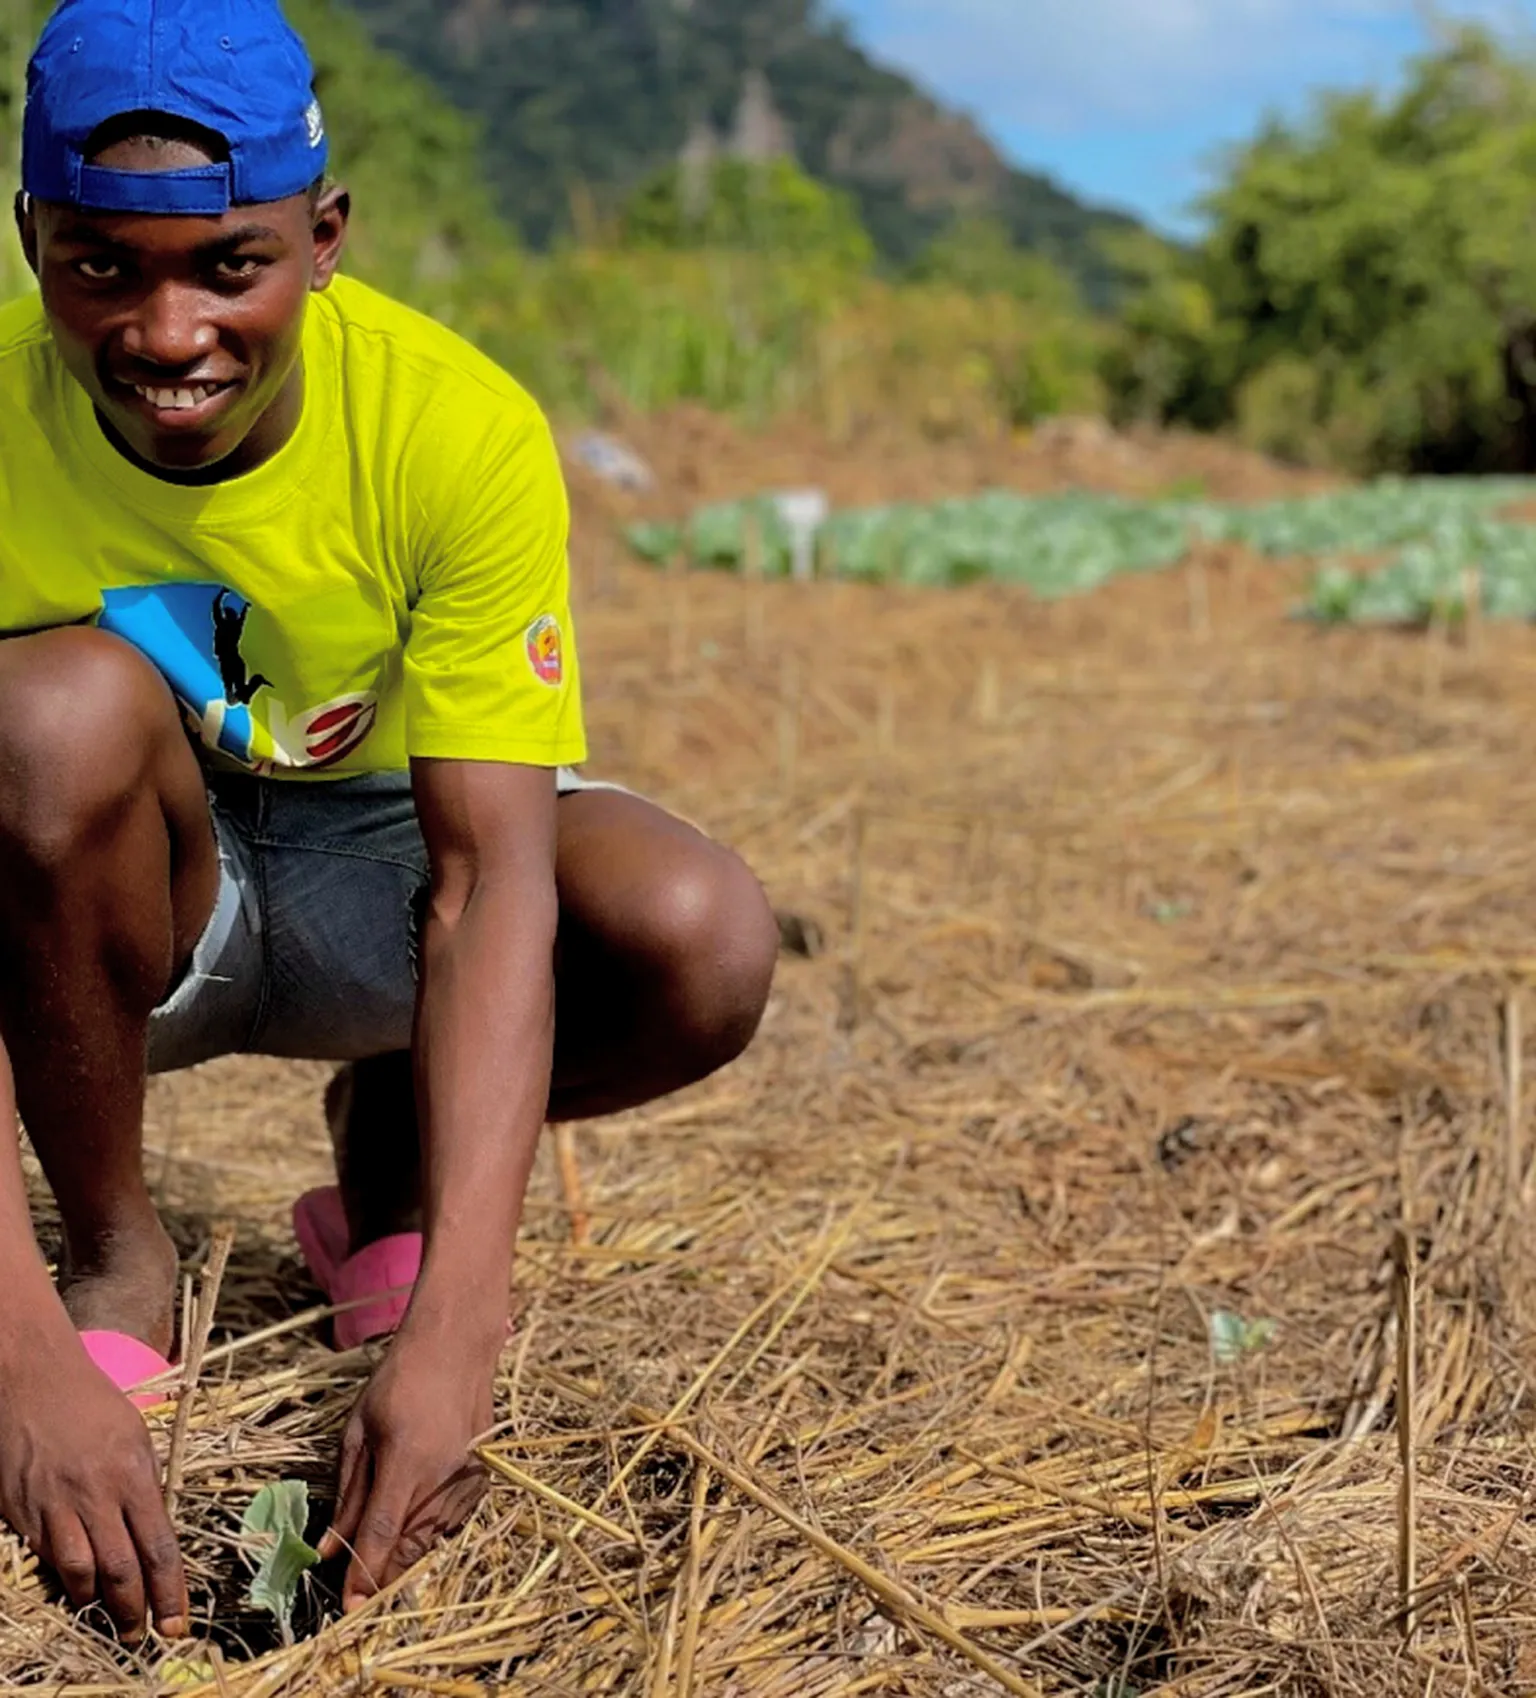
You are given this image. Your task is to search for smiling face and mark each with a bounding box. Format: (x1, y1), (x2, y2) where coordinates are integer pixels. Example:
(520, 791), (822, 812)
(19, 130), (348, 482)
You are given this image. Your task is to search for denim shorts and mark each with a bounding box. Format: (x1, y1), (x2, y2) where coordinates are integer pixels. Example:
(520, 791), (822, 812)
(147, 767), (600, 1075)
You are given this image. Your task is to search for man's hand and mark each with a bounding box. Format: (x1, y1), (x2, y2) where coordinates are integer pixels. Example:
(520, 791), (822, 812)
(0, 1348), (187, 1642)
(319, 759), (559, 1610)
(320, 1332), (495, 1611)
(316, 758), (555, 1611)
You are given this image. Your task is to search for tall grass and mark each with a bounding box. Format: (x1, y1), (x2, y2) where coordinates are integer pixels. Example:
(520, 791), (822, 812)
(440, 245), (1104, 437)
(0, 0), (28, 306)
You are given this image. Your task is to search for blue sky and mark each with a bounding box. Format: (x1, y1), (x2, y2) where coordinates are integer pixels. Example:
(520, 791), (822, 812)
(833, 1), (1536, 233)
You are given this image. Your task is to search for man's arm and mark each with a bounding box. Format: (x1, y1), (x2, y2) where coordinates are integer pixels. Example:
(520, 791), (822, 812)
(320, 757), (558, 1609)
(0, 1040), (188, 1641)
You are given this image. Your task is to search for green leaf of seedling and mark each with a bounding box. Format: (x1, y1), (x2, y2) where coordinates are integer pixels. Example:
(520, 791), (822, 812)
(240, 1481), (321, 1644)
(1246, 1318), (1279, 1353)
(1210, 1309), (1278, 1365)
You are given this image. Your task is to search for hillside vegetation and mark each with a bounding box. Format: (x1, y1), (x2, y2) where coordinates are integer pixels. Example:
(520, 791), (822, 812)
(1107, 29), (1536, 475)
(335, 0), (1141, 308)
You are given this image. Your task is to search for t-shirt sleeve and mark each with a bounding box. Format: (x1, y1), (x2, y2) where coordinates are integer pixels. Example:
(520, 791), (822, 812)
(403, 395), (587, 767)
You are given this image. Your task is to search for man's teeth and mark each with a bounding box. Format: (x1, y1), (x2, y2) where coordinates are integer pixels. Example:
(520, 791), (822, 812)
(134, 384), (221, 411)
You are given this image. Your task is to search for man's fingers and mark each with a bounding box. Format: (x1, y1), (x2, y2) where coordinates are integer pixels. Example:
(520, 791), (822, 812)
(319, 1425), (370, 1563)
(378, 1479), (480, 1591)
(343, 1469), (414, 1614)
(126, 1495), (188, 1639)
(87, 1512), (149, 1642)
(41, 1508), (96, 1612)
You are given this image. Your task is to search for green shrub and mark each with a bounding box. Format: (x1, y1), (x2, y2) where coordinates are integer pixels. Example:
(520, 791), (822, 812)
(1105, 29), (1536, 475)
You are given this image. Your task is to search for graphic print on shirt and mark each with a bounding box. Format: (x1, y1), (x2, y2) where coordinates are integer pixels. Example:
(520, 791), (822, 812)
(211, 589), (273, 707)
(96, 583), (378, 771)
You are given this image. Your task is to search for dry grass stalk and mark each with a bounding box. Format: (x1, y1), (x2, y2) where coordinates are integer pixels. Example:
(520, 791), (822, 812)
(671, 1461), (709, 1698)
(973, 658), (1001, 727)
(1186, 549), (1210, 638)
(164, 1221), (236, 1519)
(777, 651), (800, 792)
(473, 1450), (637, 1546)
(1462, 565), (1482, 656)
(369, 1675), (489, 1697)
(553, 1124), (591, 1247)
(1394, 1226), (1418, 1644)
(875, 680), (896, 754)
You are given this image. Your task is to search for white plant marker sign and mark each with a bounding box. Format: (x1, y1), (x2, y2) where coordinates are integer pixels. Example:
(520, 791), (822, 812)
(772, 489), (830, 583)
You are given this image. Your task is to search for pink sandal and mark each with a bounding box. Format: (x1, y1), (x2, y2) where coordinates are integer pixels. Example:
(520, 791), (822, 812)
(292, 1187), (421, 1350)
(80, 1331), (175, 1411)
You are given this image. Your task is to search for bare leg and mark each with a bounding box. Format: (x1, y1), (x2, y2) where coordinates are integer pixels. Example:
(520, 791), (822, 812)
(330, 789), (778, 1250)
(0, 629), (218, 1354)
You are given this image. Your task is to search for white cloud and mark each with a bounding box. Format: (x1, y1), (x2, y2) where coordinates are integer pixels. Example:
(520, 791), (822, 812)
(844, 0), (1536, 133)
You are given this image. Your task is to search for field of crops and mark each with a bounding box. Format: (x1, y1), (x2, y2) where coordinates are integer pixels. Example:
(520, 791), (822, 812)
(628, 477), (1536, 622)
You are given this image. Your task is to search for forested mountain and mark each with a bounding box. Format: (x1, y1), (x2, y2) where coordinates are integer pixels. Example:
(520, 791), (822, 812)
(334, 0), (1140, 304)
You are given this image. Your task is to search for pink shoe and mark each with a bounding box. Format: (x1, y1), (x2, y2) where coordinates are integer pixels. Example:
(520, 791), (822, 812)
(292, 1187), (421, 1350)
(80, 1331), (175, 1411)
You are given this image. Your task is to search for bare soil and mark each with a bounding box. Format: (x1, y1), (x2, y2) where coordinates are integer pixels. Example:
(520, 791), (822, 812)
(565, 408), (1339, 524)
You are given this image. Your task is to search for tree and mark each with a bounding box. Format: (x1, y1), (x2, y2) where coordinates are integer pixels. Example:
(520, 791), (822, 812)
(0, 0), (41, 301)
(622, 155), (873, 270)
(1106, 28), (1536, 472)
(908, 216), (1081, 312)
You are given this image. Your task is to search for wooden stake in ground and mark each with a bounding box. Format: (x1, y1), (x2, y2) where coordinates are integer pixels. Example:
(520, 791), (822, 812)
(1422, 608), (1448, 702)
(1186, 548), (1210, 638)
(841, 805), (869, 1031)
(743, 512), (765, 659)
(1461, 566), (1482, 657)
(164, 1221), (236, 1519)
(875, 680), (896, 756)
(1506, 990), (1524, 1208)
(778, 653), (800, 793)
(1393, 1226), (1418, 1642)
(554, 1124), (591, 1248)
(668, 572), (691, 682)
(973, 657), (1001, 727)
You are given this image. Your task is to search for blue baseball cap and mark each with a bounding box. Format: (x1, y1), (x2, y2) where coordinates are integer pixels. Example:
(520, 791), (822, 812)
(22, 0), (329, 215)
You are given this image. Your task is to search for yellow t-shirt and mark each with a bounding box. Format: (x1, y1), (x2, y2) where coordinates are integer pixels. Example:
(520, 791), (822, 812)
(0, 275), (586, 776)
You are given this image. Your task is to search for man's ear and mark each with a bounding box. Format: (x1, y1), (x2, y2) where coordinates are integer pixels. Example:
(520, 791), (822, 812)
(14, 193), (39, 277)
(309, 184), (350, 292)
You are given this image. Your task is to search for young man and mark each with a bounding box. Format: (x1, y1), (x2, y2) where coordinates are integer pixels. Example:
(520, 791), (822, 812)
(0, 0), (778, 1644)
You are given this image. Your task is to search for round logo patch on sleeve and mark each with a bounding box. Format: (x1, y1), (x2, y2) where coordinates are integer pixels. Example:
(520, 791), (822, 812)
(526, 614), (565, 686)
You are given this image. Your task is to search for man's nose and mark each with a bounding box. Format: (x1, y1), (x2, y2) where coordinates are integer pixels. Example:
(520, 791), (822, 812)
(120, 285), (217, 369)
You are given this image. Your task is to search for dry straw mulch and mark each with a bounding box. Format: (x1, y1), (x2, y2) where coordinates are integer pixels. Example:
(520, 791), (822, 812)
(6, 542), (1536, 1696)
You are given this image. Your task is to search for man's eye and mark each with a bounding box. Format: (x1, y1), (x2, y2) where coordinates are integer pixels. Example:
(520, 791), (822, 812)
(215, 257), (263, 281)
(74, 257), (122, 282)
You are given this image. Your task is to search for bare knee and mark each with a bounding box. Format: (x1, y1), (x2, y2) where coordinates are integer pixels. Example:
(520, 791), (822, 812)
(646, 847), (778, 1071)
(0, 627), (186, 871)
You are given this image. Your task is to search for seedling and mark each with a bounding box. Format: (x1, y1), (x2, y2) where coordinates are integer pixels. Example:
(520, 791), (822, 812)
(1210, 1309), (1278, 1365)
(240, 1480), (322, 1645)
